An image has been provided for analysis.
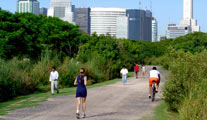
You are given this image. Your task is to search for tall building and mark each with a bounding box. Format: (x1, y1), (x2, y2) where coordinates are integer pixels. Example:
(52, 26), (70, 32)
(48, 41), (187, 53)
(180, 0), (200, 32)
(71, 5), (76, 24)
(47, 0), (75, 24)
(166, 0), (200, 39)
(166, 24), (191, 39)
(90, 8), (127, 37)
(116, 16), (128, 39)
(75, 8), (90, 34)
(152, 18), (158, 42)
(40, 7), (48, 15)
(17, 0), (40, 15)
(126, 9), (152, 41)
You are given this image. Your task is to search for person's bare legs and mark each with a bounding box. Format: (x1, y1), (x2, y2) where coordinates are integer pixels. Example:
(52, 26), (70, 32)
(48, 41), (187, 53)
(149, 85), (152, 97)
(156, 84), (159, 92)
(76, 97), (81, 112)
(81, 97), (86, 112)
(81, 97), (87, 117)
(136, 72), (138, 78)
(76, 97), (81, 118)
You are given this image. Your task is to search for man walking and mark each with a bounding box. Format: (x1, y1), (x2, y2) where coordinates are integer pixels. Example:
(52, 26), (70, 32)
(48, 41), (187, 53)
(49, 67), (59, 95)
(120, 65), (128, 85)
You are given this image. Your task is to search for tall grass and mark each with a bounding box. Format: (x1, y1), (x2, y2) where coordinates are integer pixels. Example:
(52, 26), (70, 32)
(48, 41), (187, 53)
(0, 53), (113, 102)
(162, 50), (207, 120)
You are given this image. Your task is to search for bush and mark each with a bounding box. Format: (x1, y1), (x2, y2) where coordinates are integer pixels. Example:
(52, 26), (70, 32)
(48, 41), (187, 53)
(163, 50), (207, 119)
(0, 58), (37, 102)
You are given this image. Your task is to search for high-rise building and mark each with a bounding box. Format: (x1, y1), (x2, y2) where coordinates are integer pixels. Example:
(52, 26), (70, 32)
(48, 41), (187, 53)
(180, 0), (200, 32)
(40, 7), (48, 15)
(152, 18), (158, 42)
(166, 0), (200, 39)
(166, 24), (191, 39)
(47, 0), (75, 24)
(75, 8), (91, 34)
(17, 0), (40, 15)
(90, 8), (127, 37)
(126, 9), (152, 41)
(71, 5), (76, 24)
(116, 16), (128, 39)
(90, 8), (152, 41)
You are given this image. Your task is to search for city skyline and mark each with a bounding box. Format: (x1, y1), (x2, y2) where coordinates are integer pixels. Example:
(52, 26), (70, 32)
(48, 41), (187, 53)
(0, 0), (206, 35)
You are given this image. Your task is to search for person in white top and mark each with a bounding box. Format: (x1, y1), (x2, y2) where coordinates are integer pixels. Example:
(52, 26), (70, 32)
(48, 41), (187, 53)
(49, 67), (59, 95)
(120, 65), (128, 85)
(141, 64), (146, 77)
(149, 67), (161, 98)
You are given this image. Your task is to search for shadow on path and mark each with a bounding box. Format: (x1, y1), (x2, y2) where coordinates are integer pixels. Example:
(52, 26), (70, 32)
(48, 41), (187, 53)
(86, 112), (118, 118)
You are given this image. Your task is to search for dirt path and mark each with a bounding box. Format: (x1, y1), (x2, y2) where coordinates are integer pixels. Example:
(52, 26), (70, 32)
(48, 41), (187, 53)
(2, 66), (168, 120)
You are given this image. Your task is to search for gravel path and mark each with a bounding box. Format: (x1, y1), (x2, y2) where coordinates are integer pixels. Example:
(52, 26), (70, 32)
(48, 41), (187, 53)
(2, 66), (168, 120)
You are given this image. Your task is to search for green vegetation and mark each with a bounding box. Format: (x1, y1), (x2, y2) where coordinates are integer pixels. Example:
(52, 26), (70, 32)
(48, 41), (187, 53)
(1, 8), (207, 120)
(0, 72), (132, 116)
(141, 102), (178, 120)
(0, 9), (140, 102)
(162, 50), (207, 120)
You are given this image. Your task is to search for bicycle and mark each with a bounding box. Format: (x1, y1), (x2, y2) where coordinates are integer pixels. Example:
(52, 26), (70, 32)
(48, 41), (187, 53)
(151, 80), (156, 102)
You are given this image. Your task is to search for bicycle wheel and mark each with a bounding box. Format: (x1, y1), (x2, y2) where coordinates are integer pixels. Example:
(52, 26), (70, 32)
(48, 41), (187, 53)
(151, 84), (156, 102)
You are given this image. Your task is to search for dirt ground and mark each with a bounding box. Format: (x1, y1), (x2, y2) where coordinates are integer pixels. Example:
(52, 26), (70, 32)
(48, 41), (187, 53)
(2, 66), (167, 120)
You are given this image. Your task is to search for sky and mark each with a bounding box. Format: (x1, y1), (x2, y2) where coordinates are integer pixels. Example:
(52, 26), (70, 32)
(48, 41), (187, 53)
(0, 0), (206, 35)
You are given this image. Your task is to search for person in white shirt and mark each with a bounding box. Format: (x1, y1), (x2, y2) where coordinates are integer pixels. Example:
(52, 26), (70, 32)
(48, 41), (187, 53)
(141, 64), (146, 77)
(120, 65), (128, 85)
(149, 67), (161, 98)
(49, 67), (59, 95)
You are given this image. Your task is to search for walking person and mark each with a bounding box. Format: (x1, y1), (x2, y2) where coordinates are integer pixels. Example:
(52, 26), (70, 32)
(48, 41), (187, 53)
(74, 68), (87, 119)
(141, 64), (146, 77)
(49, 67), (59, 95)
(134, 64), (139, 79)
(120, 65), (128, 85)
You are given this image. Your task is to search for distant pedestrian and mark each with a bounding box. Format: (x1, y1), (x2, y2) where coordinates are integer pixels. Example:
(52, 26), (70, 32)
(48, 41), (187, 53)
(134, 64), (139, 79)
(141, 64), (146, 77)
(120, 65), (128, 85)
(49, 67), (59, 95)
(74, 68), (87, 119)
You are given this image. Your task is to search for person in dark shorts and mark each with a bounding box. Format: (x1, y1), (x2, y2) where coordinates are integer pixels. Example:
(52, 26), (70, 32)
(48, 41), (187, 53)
(74, 68), (87, 119)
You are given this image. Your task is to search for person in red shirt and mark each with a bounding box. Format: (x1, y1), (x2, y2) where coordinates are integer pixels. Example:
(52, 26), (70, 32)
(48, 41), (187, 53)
(134, 64), (139, 79)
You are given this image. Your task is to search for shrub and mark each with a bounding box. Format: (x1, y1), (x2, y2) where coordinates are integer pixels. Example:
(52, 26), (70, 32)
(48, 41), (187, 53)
(163, 50), (207, 119)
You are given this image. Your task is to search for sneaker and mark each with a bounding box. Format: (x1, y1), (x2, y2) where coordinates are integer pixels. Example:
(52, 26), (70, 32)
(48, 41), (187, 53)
(149, 95), (151, 99)
(76, 113), (80, 119)
(82, 113), (86, 118)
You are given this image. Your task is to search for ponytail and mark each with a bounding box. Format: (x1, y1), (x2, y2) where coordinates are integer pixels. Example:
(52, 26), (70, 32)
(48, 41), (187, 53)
(79, 75), (82, 84)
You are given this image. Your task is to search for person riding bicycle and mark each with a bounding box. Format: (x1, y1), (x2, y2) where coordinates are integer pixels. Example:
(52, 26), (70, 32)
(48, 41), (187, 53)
(149, 67), (161, 98)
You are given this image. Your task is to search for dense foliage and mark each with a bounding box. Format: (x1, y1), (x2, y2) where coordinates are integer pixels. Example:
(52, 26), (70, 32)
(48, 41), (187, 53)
(1, 9), (207, 119)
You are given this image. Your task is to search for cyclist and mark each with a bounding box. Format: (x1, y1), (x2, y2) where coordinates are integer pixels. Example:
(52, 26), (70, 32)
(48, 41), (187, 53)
(149, 67), (160, 98)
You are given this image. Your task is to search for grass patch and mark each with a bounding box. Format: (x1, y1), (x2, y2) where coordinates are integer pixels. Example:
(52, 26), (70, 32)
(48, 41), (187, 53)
(141, 101), (178, 120)
(0, 72), (133, 117)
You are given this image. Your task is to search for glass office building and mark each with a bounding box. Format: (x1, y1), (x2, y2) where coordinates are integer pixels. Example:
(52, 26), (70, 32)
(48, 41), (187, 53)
(40, 7), (47, 15)
(152, 18), (158, 42)
(17, 0), (40, 15)
(47, 0), (75, 24)
(75, 8), (91, 34)
(126, 9), (152, 41)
